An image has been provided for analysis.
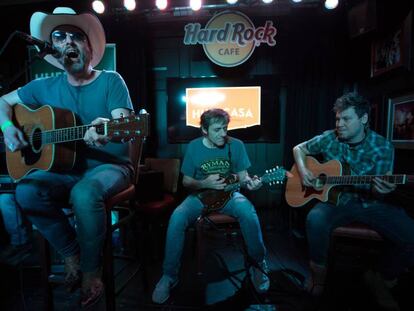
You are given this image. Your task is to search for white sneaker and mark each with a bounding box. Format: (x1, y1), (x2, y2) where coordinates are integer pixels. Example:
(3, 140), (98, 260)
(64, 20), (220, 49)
(152, 275), (178, 304)
(250, 260), (270, 293)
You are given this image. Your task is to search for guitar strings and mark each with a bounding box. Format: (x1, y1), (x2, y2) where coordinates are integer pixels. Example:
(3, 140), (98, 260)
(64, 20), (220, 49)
(23, 117), (140, 144)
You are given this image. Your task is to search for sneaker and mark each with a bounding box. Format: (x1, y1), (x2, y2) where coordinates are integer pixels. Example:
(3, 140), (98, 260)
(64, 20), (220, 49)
(152, 275), (178, 304)
(363, 270), (400, 311)
(250, 260), (270, 293)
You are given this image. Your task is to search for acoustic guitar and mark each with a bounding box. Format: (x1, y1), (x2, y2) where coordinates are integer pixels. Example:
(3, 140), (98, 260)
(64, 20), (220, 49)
(285, 156), (414, 207)
(197, 166), (287, 214)
(5, 104), (149, 181)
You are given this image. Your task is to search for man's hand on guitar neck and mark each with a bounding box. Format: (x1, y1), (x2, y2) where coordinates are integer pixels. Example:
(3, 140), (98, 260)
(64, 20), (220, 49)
(238, 170), (262, 191)
(372, 171), (397, 195)
(245, 175), (262, 191)
(84, 117), (110, 147)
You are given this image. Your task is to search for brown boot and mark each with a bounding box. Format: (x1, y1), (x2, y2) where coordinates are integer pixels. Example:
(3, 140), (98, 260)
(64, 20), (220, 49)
(305, 261), (327, 297)
(64, 254), (81, 292)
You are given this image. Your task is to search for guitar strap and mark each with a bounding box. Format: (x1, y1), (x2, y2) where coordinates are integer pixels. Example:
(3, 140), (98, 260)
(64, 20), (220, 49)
(227, 139), (232, 171)
(199, 140), (232, 217)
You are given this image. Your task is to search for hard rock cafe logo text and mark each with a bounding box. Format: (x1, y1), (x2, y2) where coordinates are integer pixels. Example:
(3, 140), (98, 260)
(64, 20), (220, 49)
(183, 11), (277, 67)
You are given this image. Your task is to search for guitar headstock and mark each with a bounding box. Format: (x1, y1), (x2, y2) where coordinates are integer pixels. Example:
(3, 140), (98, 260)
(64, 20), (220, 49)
(107, 111), (150, 142)
(261, 166), (287, 185)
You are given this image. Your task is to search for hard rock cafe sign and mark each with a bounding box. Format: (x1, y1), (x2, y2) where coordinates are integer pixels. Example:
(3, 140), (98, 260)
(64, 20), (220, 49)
(183, 10), (277, 67)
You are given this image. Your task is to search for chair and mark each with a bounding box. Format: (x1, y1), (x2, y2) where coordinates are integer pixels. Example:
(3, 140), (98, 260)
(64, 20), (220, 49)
(328, 222), (384, 267)
(136, 158), (181, 261)
(195, 212), (240, 276)
(325, 222), (384, 292)
(39, 111), (149, 311)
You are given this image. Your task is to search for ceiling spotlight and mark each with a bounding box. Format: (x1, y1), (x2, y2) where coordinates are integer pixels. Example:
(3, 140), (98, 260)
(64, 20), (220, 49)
(325, 0), (338, 9)
(262, 0), (274, 3)
(226, 0), (238, 4)
(124, 0), (136, 11)
(292, 0), (302, 3)
(190, 0), (202, 11)
(156, 0), (168, 10)
(92, 0), (105, 14)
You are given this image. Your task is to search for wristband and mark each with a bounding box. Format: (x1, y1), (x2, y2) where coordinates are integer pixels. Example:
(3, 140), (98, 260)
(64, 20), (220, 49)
(0, 120), (13, 132)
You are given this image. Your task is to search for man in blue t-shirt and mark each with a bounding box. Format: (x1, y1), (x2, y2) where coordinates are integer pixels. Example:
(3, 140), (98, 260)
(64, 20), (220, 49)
(152, 108), (270, 304)
(0, 7), (134, 307)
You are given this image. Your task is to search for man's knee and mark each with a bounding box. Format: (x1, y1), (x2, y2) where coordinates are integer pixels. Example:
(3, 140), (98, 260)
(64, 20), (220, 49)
(15, 181), (46, 211)
(70, 180), (103, 210)
(306, 205), (331, 232)
(232, 197), (257, 219)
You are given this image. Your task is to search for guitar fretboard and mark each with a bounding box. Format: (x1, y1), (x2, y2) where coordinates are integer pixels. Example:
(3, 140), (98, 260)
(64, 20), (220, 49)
(326, 175), (407, 185)
(38, 124), (105, 145)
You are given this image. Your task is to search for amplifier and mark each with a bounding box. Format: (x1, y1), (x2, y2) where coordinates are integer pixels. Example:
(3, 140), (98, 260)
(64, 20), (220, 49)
(0, 175), (15, 193)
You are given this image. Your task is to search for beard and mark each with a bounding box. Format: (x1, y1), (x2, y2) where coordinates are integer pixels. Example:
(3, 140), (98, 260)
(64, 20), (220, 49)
(58, 45), (89, 74)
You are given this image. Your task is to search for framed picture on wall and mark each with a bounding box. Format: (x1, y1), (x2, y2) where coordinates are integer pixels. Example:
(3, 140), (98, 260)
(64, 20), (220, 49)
(387, 94), (414, 149)
(371, 11), (412, 77)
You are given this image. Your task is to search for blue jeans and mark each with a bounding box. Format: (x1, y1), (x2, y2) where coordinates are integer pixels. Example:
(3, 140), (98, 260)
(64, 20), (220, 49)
(0, 193), (31, 246)
(307, 199), (414, 279)
(15, 164), (132, 272)
(163, 192), (266, 279)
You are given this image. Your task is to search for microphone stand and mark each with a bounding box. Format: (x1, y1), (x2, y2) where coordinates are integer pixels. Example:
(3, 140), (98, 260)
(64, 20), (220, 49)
(0, 31), (49, 94)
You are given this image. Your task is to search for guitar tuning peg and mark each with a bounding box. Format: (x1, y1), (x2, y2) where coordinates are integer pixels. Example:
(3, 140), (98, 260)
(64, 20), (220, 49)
(276, 166), (279, 169)
(266, 170), (269, 173)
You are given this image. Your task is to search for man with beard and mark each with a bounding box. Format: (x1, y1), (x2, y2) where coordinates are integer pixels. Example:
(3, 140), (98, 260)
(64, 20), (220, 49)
(293, 93), (414, 310)
(152, 108), (270, 304)
(0, 7), (134, 308)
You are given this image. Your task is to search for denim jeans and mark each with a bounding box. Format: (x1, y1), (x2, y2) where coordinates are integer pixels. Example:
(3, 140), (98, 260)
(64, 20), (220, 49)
(0, 193), (32, 246)
(307, 199), (414, 279)
(15, 164), (132, 272)
(163, 192), (266, 279)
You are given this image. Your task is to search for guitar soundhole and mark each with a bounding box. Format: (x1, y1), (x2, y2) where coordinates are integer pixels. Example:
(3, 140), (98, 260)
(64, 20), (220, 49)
(31, 128), (43, 152)
(22, 128), (42, 166)
(314, 174), (327, 189)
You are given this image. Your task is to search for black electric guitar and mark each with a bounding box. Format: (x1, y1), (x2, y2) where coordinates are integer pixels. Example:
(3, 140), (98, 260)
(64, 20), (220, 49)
(197, 166), (288, 214)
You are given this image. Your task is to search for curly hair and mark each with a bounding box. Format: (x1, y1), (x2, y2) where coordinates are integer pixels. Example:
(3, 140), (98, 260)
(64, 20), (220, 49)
(200, 108), (230, 131)
(333, 92), (371, 120)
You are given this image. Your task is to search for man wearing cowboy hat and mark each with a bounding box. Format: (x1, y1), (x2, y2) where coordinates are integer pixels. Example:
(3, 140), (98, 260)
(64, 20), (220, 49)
(0, 7), (134, 307)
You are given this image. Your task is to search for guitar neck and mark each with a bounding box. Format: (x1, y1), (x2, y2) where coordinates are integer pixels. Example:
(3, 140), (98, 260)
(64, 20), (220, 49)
(40, 123), (106, 145)
(326, 174), (409, 185)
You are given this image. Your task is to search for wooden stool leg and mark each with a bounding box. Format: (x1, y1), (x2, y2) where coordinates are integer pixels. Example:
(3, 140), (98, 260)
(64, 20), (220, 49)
(38, 233), (54, 311)
(196, 219), (204, 276)
(104, 213), (115, 311)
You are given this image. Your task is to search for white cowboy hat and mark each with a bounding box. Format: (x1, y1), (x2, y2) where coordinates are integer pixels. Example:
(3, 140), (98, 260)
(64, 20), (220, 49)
(30, 7), (106, 70)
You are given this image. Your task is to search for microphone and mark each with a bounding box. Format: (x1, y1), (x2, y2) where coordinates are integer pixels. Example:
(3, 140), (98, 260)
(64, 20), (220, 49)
(16, 31), (60, 57)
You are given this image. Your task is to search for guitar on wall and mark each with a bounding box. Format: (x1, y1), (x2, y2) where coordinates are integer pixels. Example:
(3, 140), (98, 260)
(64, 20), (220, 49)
(5, 103), (149, 181)
(285, 156), (414, 207)
(197, 166), (288, 214)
